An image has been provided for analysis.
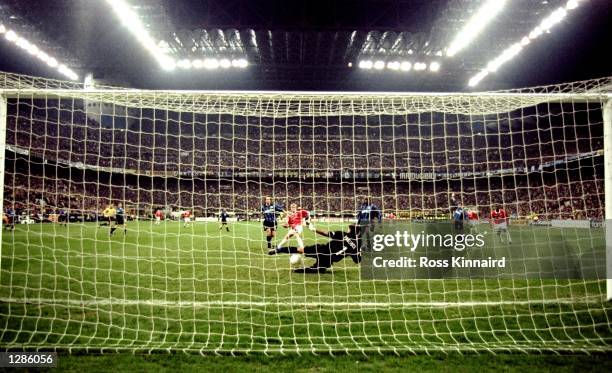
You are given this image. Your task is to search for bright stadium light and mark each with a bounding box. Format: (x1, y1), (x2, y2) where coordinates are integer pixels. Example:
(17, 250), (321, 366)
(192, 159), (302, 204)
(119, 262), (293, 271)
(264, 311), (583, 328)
(58, 64), (78, 81)
(566, 0), (579, 10)
(468, 70), (489, 87)
(204, 58), (219, 69)
(192, 59), (203, 69)
(520, 36), (531, 46)
(219, 58), (231, 68)
(373, 60), (385, 70)
(400, 61), (412, 71)
(0, 26), (78, 80)
(358, 60), (373, 69)
(231, 58), (248, 68)
(105, 0), (176, 71)
(5, 29), (17, 41)
(414, 62), (426, 71)
(176, 59), (192, 69)
(387, 61), (400, 70)
(84, 73), (95, 90)
(46, 57), (58, 68)
(446, 0), (508, 57)
(429, 62), (440, 72)
(467, 4), (582, 87)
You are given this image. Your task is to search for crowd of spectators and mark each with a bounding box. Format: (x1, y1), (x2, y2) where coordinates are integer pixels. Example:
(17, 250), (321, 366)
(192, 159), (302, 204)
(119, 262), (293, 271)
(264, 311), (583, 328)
(4, 167), (604, 221)
(6, 103), (604, 176)
(3, 101), (605, 221)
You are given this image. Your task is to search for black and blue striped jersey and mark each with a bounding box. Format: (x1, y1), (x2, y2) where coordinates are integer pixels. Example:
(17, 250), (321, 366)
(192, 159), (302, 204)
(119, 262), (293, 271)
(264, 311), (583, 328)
(261, 204), (283, 223)
(356, 203), (382, 225)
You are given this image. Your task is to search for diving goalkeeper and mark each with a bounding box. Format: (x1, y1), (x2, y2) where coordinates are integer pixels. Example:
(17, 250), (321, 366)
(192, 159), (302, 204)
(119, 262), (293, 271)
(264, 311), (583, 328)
(269, 224), (361, 273)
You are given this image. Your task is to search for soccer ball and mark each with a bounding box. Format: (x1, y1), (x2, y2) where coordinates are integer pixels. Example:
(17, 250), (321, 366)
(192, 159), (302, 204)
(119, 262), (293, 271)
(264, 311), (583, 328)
(289, 254), (303, 267)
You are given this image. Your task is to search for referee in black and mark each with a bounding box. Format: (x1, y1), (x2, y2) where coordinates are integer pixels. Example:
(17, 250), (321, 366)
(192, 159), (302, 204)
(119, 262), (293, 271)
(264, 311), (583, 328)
(269, 224), (361, 273)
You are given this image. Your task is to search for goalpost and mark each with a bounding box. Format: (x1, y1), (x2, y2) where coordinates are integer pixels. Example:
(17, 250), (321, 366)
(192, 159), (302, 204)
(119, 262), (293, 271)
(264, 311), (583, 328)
(0, 71), (610, 353)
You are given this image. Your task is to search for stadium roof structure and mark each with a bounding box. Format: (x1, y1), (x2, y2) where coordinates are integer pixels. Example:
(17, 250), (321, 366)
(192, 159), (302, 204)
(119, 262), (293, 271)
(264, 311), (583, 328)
(0, 0), (610, 91)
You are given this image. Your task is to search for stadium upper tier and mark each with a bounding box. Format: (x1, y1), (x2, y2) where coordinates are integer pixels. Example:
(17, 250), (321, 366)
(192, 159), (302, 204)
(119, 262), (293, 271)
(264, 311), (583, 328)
(5, 99), (604, 176)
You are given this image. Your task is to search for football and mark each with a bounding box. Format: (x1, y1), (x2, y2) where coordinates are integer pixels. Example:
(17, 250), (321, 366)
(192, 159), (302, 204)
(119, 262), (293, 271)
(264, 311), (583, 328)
(289, 254), (304, 267)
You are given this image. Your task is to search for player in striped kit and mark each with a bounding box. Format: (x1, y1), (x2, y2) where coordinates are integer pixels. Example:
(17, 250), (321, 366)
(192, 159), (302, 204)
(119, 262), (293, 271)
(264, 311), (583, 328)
(261, 196), (284, 249)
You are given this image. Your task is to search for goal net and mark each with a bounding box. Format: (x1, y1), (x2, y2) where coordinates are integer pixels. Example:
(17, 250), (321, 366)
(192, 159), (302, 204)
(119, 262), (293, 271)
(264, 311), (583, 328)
(0, 71), (610, 353)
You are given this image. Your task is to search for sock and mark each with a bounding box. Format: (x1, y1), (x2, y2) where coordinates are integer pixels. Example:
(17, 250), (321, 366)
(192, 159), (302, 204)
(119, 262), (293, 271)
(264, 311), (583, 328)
(277, 238), (288, 249)
(110, 227), (116, 235)
(266, 236), (272, 248)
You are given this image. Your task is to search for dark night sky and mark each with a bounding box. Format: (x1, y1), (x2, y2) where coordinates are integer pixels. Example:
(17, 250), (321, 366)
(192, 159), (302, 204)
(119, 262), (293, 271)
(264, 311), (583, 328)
(0, 0), (610, 91)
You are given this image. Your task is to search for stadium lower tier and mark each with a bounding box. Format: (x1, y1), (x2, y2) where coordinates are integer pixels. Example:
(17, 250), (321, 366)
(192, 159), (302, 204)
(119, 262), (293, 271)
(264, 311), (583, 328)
(3, 151), (604, 220)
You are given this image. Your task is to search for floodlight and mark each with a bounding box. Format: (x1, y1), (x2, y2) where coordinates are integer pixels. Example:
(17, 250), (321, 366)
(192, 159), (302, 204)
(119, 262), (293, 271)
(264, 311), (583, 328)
(219, 58), (231, 68)
(373, 60), (385, 70)
(359, 60), (373, 69)
(105, 0), (176, 71)
(234, 58), (248, 68)
(5, 30), (17, 41)
(429, 62), (440, 72)
(177, 59), (192, 69)
(192, 59), (203, 69)
(387, 61), (400, 70)
(204, 58), (219, 69)
(520, 36), (530, 46)
(446, 0), (508, 57)
(566, 0), (578, 10)
(467, 1), (580, 87)
(400, 61), (412, 71)
(468, 71), (488, 87)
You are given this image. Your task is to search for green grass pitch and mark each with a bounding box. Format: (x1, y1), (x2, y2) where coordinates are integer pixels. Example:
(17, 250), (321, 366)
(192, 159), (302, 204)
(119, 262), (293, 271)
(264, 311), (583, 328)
(0, 221), (610, 356)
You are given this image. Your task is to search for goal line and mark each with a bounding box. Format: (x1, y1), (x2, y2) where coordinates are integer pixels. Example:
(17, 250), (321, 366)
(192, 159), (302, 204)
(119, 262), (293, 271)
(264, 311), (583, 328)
(0, 296), (604, 309)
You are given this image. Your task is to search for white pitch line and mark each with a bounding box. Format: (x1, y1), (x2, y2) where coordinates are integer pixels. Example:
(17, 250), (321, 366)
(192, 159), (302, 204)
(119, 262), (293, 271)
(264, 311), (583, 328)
(0, 297), (604, 308)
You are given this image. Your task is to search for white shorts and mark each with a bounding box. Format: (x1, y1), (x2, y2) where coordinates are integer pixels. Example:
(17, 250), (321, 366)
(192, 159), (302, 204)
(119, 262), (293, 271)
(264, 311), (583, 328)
(184, 217), (191, 223)
(155, 216), (161, 221)
(493, 222), (508, 231)
(289, 225), (303, 235)
(469, 220), (478, 226)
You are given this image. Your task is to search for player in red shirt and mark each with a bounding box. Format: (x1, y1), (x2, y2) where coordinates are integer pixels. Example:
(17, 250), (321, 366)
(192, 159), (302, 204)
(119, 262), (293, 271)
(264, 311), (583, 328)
(276, 203), (312, 254)
(183, 210), (192, 227)
(491, 205), (511, 243)
(154, 209), (163, 225)
(467, 208), (479, 234)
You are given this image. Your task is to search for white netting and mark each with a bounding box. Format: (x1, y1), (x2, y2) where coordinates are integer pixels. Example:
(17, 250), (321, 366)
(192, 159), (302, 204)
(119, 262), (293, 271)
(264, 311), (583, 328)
(0, 71), (610, 353)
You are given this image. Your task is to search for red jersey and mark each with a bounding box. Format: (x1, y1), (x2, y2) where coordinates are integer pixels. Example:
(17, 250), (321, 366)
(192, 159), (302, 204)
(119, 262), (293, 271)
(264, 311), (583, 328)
(467, 211), (478, 220)
(155, 210), (162, 218)
(287, 210), (309, 229)
(491, 209), (507, 224)
(183, 211), (191, 218)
